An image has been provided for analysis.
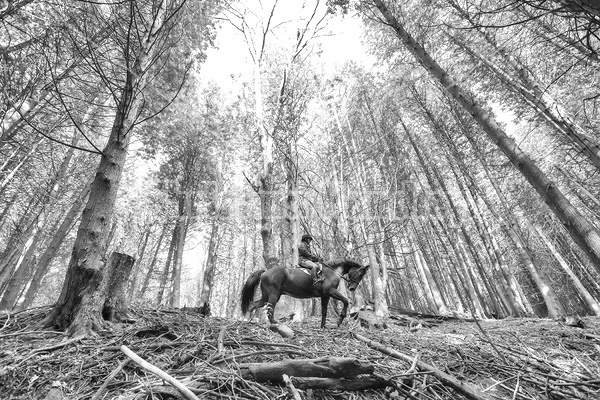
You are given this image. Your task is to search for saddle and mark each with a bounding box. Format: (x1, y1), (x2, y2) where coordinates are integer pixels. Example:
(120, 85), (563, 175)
(298, 262), (325, 291)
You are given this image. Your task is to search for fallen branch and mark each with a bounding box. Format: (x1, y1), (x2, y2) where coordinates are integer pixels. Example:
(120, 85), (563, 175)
(283, 374), (302, 400)
(291, 376), (388, 390)
(91, 359), (130, 400)
(212, 349), (306, 365)
(239, 357), (374, 382)
(120, 345), (200, 400)
(353, 333), (494, 400)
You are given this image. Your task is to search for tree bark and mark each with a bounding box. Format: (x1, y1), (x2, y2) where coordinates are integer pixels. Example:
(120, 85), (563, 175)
(239, 357), (374, 382)
(170, 191), (191, 308)
(128, 227), (151, 302)
(103, 252), (136, 322)
(139, 221), (168, 299)
(199, 209), (221, 308)
(290, 376), (387, 391)
(157, 229), (177, 305)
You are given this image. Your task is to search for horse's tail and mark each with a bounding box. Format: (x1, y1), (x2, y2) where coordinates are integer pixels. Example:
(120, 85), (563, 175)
(240, 269), (265, 315)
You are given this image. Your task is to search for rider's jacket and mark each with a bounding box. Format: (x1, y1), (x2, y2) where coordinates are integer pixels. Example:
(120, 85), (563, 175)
(298, 241), (320, 263)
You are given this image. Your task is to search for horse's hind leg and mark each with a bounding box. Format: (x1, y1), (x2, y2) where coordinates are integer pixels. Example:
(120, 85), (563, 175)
(246, 300), (265, 320)
(265, 293), (281, 325)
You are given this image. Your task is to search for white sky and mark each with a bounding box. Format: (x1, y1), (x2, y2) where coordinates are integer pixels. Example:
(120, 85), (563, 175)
(199, 9), (374, 90)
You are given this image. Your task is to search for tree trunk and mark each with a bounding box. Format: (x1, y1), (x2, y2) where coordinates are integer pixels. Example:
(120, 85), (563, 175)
(18, 180), (90, 310)
(0, 137), (43, 192)
(412, 238), (445, 314)
(128, 227), (151, 302)
(102, 252), (136, 322)
(451, 33), (600, 169)
(253, 63), (278, 269)
(0, 199), (41, 295)
(199, 211), (220, 308)
(170, 191), (191, 308)
(459, 120), (566, 317)
(157, 229), (176, 305)
(531, 222), (600, 315)
(139, 221), (168, 299)
(373, 0), (600, 274)
(0, 134), (81, 311)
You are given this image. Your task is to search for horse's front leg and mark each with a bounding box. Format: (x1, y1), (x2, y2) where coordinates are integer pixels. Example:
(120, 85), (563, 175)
(327, 289), (349, 327)
(320, 296), (330, 328)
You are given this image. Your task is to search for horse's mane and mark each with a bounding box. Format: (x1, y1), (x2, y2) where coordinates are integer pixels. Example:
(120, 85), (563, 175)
(326, 257), (362, 269)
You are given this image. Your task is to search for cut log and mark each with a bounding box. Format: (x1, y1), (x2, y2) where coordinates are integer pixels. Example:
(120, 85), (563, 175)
(357, 310), (388, 329)
(291, 376), (388, 390)
(239, 357), (374, 382)
(269, 323), (294, 338)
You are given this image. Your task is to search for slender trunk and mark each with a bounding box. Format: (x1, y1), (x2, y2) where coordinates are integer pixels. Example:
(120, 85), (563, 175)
(253, 64), (277, 269)
(128, 227), (151, 302)
(1, 134), (80, 310)
(18, 179), (90, 310)
(436, 219), (487, 317)
(156, 229), (176, 304)
(139, 221), (168, 298)
(0, 209), (39, 294)
(433, 164), (503, 317)
(556, 166), (600, 209)
(332, 158), (353, 255)
(451, 33), (600, 169)
(427, 220), (466, 314)
(199, 211), (220, 307)
(459, 120), (566, 317)
(403, 119), (485, 315)
(373, 0), (600, 273)
(0, 137), (43, 192)
(531, 222), (600, 315)
(407, 231), (440, 313)
(170, 191), (191, 308)
(440, 129), (523, 315)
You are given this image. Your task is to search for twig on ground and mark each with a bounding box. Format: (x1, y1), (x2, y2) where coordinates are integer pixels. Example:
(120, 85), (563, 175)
(121, 344), (200, 400)
(91, 359), (130, 400)
(283, 374), (303, 400)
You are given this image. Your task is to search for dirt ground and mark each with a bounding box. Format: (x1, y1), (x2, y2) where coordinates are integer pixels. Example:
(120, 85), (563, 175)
(1, 307), (599, 399)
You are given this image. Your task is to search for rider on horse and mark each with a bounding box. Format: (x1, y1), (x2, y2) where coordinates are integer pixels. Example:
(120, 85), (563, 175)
(298, 234), (324, 288)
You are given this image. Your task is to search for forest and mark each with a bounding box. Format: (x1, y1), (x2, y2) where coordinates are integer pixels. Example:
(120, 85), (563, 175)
(2, 0), (600, 399)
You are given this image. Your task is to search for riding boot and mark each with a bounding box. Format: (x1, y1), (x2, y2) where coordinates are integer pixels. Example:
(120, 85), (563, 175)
(311, 265), (323, 290)
(311, 266), (317, 285)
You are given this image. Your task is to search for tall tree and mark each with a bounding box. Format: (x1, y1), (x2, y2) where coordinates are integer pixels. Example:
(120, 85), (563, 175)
(42, 0), (215, 336)
(369, 0), (600, 278)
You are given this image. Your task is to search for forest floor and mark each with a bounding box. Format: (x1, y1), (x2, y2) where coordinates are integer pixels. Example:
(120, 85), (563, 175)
(0, 307), (599, 400)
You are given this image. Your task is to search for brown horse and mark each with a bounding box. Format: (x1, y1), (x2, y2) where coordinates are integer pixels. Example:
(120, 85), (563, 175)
(240, 258), (369, 328)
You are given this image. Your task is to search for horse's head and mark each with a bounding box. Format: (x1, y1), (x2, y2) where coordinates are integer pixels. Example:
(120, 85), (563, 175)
(346, 264), (369, 291)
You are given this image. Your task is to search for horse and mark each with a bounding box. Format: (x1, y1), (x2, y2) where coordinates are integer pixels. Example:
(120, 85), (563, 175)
(240, 258), (369, 328)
